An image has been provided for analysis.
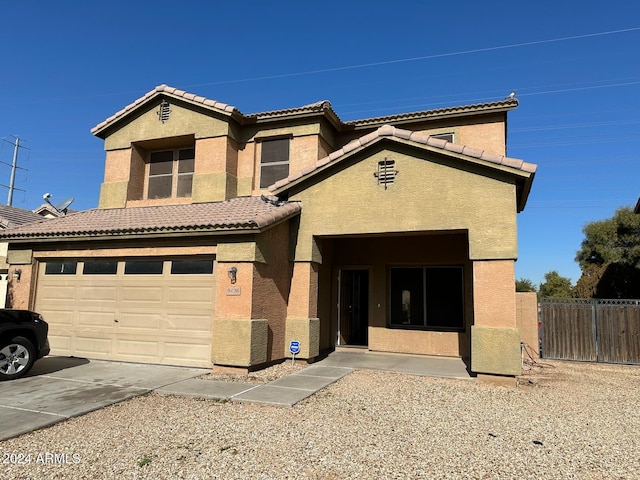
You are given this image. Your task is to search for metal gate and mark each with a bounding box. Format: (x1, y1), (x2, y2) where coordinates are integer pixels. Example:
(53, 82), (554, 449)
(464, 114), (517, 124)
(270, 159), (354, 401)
(540, 298), (640, 364)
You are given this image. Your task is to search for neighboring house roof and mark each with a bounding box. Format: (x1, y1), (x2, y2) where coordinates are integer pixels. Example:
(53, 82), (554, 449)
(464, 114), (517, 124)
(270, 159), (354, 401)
(32, 203), (74, 218)
(91, 84), (519, 138)
(0, 196), (301, 242)
(0, 205), (49, 229)
(270, 124), (537, 212)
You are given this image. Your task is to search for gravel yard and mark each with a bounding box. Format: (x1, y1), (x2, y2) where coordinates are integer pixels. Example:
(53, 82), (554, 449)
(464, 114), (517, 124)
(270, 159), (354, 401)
(1, 359), (639, 479)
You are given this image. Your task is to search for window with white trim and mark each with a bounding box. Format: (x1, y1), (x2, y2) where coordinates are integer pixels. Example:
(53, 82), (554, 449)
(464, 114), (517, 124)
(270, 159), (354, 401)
(147, 147), (194, 199)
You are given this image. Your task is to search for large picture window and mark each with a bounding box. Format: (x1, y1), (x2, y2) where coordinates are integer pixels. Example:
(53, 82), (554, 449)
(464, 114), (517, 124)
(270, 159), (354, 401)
(148, 147), (194, 199)
(259, 138), (290, 188)
(389, 266), (464, 330)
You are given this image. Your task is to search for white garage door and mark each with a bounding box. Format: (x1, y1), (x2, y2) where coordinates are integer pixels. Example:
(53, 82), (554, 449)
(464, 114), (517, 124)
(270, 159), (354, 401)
(34, 258), (215, 368)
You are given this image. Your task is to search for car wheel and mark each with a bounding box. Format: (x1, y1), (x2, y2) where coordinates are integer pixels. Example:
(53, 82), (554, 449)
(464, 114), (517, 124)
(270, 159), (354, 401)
(0, 336), (36, 381)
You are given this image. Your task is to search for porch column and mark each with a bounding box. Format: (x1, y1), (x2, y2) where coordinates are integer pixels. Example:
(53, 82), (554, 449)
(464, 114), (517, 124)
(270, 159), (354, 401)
(284, 261), (320, 360)
(471, 259), (521, 383)
(212, 242), (268, 370)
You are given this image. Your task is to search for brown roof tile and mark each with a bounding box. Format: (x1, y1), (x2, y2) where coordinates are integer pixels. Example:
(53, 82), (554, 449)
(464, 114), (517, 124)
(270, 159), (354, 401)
(346, 99), (519, 128)
(0, 197), (301, 241)
(269, 124), (536, 194)
(0, 205), (48, 229)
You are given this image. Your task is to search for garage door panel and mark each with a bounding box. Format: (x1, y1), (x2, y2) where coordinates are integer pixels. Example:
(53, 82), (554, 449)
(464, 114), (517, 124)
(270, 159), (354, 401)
(121, 286), (163, 302)
(167, 286), (215, 305)
(115, 338), (160, 359)
(48, 335), (72, 354)
(74, 336), (112, 356)
(163, 340), (213, 367)
(165, 314), (213, 333)
(35, 259), (215, 367)
(38, 285), (76, 302)
(77, 311), (115, 327)
(116, 312), (162, 331)
(79, 286), (117, 301)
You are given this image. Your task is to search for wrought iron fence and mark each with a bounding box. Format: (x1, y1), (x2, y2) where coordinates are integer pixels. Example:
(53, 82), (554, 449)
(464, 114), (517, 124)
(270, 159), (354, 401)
(540, 298), (640, 365)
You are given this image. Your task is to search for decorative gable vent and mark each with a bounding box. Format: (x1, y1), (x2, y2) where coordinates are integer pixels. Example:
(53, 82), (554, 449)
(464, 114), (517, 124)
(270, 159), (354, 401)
(374, 158), (398, 189)
(157, 100), (171, 123)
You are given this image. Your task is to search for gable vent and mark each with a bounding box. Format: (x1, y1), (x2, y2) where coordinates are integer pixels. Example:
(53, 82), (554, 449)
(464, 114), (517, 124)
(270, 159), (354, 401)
(157, 100), (171, 123)
(374, 158), (398, 189)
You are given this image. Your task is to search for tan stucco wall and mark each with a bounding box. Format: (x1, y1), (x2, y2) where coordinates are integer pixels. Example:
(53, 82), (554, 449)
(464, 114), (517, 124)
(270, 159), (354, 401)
(289, 147), (518, 262)
(471, 326), (521, 376)
(103, 102), (230, 151)
(457, 121), (506, 156)
(471, 260), (521, 376)
(516, 291), (539, 356)
(473, 260), (517, 328)
(369, 327), (463, 357)
(212, 318), (268, 366)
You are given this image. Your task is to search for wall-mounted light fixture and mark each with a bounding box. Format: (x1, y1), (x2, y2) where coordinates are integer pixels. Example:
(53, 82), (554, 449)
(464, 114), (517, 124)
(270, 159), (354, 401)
(12, 268), (22, 283)
(227, 266), (237, 284)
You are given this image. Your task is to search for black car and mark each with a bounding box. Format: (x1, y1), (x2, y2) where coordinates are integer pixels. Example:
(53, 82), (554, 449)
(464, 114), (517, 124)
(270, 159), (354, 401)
(0, 309), (50, 380)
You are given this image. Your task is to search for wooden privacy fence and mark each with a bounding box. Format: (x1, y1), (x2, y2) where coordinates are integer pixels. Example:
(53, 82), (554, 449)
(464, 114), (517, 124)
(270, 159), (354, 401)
(540, 298), (640, 364)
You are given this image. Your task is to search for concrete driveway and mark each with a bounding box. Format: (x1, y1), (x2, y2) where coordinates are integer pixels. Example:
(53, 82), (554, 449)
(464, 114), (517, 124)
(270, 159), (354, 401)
(0, 356), (208, 441)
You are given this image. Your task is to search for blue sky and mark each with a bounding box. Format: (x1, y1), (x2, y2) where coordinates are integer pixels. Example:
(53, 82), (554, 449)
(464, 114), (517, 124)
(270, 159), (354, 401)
(1, 1), (638, 287)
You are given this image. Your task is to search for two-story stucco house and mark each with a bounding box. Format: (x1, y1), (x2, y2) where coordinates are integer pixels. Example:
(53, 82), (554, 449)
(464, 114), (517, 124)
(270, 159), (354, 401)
(0, 85), (536, 382)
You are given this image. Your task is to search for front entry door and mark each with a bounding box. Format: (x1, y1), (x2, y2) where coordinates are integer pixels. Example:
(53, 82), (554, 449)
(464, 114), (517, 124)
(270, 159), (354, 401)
(338, 269), (369, 346)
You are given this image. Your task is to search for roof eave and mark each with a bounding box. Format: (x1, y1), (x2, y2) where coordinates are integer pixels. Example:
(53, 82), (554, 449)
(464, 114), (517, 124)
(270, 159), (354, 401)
(346, 100), (518, 130)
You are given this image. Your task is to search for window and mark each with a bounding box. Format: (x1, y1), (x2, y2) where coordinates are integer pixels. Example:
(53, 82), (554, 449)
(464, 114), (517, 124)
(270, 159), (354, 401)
(259, 138), (290, 188)
(45, 262), (77, 275)
(124, 260), (164, 275)
(83, 261), (118, 275)
(171, 259), (214, 274)
(148, 147), (194, 199)
(389, 266), (464, 330)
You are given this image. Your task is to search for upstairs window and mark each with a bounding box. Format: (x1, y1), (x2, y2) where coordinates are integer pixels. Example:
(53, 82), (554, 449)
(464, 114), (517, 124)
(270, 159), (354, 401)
(148, 147), (194, 199)
(259, 138), (290, 188)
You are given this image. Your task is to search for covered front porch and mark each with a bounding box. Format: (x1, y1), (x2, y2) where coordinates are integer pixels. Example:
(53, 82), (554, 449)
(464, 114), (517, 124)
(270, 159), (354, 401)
(315, 231), (473, 359)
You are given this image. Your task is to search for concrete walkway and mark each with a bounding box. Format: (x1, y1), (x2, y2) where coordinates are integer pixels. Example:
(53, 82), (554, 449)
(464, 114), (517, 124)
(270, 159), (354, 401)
(156, 350), (471, 407)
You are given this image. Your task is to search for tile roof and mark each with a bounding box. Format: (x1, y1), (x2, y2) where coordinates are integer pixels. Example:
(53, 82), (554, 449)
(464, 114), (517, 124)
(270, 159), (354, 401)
(346, 99), (519, 128)
(0, 205), (49, 229)
(246, 100), (340, 121)
(91, 84), (519, 137)
(91, 84), (242, 137)
(0, 196), (301, 241)
(270, 124), (536, 193)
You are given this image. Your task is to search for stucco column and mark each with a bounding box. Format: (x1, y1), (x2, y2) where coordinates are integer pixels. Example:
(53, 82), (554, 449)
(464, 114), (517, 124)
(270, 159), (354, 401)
(212, 259), (268, 369)
(471, 260), (521, 380)
(283, 261), (320, 360)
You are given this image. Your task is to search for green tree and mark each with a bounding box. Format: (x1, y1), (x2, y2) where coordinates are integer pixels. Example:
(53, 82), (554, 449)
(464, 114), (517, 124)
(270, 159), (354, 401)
(539, 270), (573, 298)
(575, 207), (640, 269)
(574, 206), (640, 298)
(515, 278), (537, 292)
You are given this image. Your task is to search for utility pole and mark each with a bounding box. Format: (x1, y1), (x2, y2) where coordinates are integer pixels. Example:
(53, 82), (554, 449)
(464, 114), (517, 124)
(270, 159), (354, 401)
(1, 135), (28, 206)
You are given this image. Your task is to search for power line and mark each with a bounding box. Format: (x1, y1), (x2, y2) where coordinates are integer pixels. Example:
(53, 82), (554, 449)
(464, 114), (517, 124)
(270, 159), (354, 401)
(183, 27), (640, 88)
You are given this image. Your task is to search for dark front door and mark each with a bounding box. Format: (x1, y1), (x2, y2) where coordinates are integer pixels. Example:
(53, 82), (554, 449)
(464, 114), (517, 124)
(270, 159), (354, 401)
(339, 269), (369, 346)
